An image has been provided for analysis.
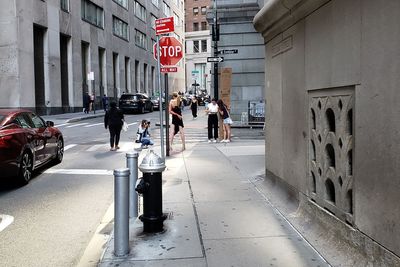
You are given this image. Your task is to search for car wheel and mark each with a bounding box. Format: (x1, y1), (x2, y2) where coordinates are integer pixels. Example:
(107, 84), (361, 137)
(53, 138), (64, 164)
(18, 151), (33, 185)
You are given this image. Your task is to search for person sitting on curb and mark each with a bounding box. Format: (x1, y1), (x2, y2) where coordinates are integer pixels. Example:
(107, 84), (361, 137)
(136, 120), (154, 149)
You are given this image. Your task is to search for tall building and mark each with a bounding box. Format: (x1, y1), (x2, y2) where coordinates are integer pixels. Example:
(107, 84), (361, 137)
(184, 0), (212, 95)
(0, 0), (185, 115)
(207, 0), (264, 120)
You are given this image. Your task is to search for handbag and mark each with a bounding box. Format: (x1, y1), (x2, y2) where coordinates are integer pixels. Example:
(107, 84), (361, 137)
(122, 120), (129, 132)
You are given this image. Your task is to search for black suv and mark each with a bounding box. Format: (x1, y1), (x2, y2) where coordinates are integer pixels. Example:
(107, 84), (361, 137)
(119, 93), (154, 114)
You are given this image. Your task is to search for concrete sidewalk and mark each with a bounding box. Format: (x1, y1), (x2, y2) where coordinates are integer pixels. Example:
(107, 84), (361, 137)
(96, 116), (329, 266)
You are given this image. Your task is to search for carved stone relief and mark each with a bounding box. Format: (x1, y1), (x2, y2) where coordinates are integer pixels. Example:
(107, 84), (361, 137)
(309, 88), (354, 225)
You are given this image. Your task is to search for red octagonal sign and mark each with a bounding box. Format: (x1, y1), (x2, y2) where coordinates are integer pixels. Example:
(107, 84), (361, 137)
(153, 36), (183, 66)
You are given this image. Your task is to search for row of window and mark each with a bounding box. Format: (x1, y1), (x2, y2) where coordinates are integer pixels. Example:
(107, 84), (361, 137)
(192, 40), (207, 53)
(193, 6), (207, 16)
(79, 0), (182, 30)
(192, 21), (208, 31)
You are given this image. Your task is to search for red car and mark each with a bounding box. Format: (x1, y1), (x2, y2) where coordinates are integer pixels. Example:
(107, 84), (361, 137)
(0, 109), (64, 185)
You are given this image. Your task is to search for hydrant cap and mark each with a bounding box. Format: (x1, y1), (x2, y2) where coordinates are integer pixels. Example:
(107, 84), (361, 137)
(139, 150), (166, 173)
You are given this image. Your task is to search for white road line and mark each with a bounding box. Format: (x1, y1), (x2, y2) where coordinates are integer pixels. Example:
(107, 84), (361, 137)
(64, 144), (77, 151)
(84, 123), (104, 128)
(55, 123), (69, 127)
(87, 144), (106, 152)
(128, 122), (138, 126)
(43, 169), (113, 175)
(0, 214), (14, 232)
(66, 123), (89, 128)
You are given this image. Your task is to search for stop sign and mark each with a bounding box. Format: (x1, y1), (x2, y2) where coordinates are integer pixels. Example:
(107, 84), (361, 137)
(153, 36), (183, 66)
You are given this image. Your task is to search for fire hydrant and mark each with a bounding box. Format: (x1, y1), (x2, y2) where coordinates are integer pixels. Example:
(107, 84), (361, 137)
(136, 150), (167, 233)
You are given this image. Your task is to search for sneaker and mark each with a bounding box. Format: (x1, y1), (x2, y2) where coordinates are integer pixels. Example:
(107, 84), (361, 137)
(221, 139), (227, 143)
(208, 139), (212, 143)
(225, 140), (231, 143)
(213, 139), (217, 143)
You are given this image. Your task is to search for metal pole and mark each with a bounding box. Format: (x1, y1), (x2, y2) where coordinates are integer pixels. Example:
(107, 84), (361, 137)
(93, 80), (96, 114)
(157, 35), (165, 159)
(126, 152), (139, 218)
(165, 74), (170, 156)
(114, 168), (130, 257)
(213, 0), (219, 100)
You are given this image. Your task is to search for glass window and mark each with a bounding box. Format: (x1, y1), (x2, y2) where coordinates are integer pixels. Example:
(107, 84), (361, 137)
(134, 1), (146, 21)
(113, 0), (128, 9)
(193, 22), (199, 31)
(152, 0), (159, 8)
(113, 16), (129, 40)
(201, 6), (207, 15)
(163, 2), (170, 17)
(151, 39), (156, 53)
(60, 0), (69, 12)
(201, 40), (207, 52)
(173, 12), (180, 27)
(193, 7), (199, 16)
(81, 0), (104, 28)
(151, 14), (157, 29)
(201, 21), (207, 30)
(15, 114), (33, 129)
(135, 30), (147, 49)
(193, 40), (199, 53)
(29, 113), (46, 128)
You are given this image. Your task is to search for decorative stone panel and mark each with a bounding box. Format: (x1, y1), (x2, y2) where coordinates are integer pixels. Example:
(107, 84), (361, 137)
(308, 87), (354, 225)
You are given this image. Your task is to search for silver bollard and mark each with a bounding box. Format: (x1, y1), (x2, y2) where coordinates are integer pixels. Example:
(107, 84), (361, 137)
(126, 152), (139, 218)
(114, 168), (130, 257)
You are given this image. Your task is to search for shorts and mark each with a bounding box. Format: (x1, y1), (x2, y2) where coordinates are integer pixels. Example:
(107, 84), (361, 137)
(223, 117), (233, 125)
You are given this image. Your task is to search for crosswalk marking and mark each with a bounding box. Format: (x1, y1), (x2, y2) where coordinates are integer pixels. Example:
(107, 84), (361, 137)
(87, 144), (106, 152)
(84, 123), (103, 128)
(64, 144), (77, 151)
(44, 169), (113, 175)
(0, 214), (14, 232)
(66, 123), (89, 128)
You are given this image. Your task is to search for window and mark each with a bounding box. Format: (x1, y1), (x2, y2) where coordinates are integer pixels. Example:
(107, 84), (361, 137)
(193, 22), (199, 31)
(113, 16), (129, 40)
(193, 40), (199, 53)
(201, 21), (207, 30)
(81, 0), (104, 28)
(135, 30), (147, 49)
(113, 0), (128, 9)
(151, 14), (157, 30)
(61, 0), (69, 12)
(193, 7), (199, 16)
(201, 40), (207, 52)
(163, 2), (171, 17)
(29, 113), (46, 128)
(152, 0), (159, 8)
(151, 39), (156, 54)
(135, 1), (146, 21)
(173, 12), (180, 27)
(201, 6), (207, 15)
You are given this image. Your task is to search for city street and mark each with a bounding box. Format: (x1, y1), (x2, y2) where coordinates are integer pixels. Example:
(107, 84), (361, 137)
(0, 110), (165, 266)
(0, 107), (263, 266)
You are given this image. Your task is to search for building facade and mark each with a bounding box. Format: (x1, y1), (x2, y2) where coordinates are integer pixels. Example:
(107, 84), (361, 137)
(0, 0), (185, 115)
(184, 0), (212, 95)
(207, 0), (265, 121)
(254, 0), (400, 265)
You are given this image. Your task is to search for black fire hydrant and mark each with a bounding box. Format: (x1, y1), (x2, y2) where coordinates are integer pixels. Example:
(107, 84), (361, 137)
(135, 150), (167, 233)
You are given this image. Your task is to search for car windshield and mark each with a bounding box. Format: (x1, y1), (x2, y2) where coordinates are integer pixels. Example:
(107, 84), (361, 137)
(120, 95), (138, 101)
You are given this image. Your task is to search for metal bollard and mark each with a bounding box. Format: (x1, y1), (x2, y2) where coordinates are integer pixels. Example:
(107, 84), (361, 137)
(114, 168), (130, 257)
(126, 152), (139, 218)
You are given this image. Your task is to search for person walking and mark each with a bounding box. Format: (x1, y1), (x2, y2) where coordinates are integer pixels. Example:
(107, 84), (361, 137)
(205, 98), (219, 142)
(217, 99), (233, 142)
(102, 94), (108, 112)
(190, 96), (198, 119)
(83, 92), (90, 114)
(104, 102), (124, 151)
(89, 93), (95, 113)
(169, 92), (186, 151)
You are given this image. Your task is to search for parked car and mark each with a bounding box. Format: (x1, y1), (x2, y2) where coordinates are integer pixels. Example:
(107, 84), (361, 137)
(150, 96), (166, 110)
(0, 109), (64, 185)
(119, 93), (154, 114)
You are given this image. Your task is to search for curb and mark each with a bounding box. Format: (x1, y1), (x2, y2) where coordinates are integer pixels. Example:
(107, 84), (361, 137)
(67, 114), (105, 123)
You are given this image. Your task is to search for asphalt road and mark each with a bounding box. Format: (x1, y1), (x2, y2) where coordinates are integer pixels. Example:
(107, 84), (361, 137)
(0, 111), (160, 267)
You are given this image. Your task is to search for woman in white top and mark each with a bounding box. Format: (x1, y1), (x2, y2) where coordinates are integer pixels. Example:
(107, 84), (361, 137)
(205, 98), (219, 142)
